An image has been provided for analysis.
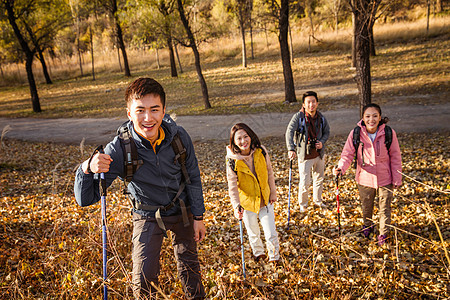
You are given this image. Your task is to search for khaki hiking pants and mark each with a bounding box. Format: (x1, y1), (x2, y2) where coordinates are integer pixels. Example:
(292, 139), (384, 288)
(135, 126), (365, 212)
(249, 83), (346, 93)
(131, 212), (205, 299)
(298, 156), (325, 208)
(357, 184), (393, 236)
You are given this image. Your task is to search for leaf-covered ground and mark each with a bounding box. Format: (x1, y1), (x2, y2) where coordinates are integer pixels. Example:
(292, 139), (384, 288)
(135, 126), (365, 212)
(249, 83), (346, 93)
(0, 132), (449, 299)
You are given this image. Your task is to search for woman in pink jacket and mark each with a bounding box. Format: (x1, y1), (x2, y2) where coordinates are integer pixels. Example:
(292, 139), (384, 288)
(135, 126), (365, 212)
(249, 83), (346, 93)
(333, 104), (402, 246)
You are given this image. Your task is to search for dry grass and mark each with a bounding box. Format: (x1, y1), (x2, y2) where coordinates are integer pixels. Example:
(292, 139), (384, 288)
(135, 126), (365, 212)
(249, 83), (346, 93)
(0, 16), (448, 118)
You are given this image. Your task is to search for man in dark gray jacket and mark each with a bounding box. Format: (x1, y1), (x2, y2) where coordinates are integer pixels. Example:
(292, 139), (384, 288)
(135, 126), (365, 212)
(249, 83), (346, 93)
(74, 77), (206, 299)
(285, 91), (330, 213)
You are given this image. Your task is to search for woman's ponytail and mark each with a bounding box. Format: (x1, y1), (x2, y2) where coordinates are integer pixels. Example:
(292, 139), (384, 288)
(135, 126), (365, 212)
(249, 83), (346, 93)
(380, 116), (389, 125)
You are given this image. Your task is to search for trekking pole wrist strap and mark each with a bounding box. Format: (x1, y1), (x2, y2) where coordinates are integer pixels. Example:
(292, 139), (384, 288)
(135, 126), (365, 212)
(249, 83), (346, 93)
(87, 145), (103, 174)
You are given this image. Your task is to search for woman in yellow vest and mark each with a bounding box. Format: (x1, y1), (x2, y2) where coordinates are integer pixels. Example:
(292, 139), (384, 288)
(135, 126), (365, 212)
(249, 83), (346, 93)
(226, 123), (280, 263)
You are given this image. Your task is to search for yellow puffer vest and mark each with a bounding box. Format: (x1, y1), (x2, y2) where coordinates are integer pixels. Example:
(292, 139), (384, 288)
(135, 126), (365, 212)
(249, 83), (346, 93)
(233, 148), (270, 213)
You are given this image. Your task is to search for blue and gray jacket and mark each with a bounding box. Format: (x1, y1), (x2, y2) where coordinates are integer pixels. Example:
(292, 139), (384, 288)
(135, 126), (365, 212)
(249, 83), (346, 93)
(74, 115), (205, 218)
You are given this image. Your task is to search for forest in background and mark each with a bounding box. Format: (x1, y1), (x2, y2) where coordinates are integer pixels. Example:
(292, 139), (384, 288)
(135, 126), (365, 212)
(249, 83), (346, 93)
(1, 0), (449, 115)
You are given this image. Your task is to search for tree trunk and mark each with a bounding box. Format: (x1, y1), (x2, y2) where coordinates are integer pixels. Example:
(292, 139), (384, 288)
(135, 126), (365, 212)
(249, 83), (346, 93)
(353, 0), (373, 117)
(335, 10), (339, 34)
(115, 22), (130, 76)
(37, 48), (52, 84)
(77, 37), (84, 76)
(335, 0), (341, 34)
(369, 22), (376, 56)
(239, 18), (247, 68)
(176, 0), (211, 109)
(90, 26), (95, 81)
(279, 0), (296, 103)
(155, 48), (161, 69)
(288, 23), (294, 62)
(167, 36), (178, 77)
(426, 0), (430, 34)
(25, 56), (41, 112)
(174, 43), (183, 73)
(117, 41), (122, 72)
(112, 0), (130, 76)
(249, 14), (254, 59)
(351, 0), (357, 68)
(436, 0), (442, 12)
(4, 0), (41, 112)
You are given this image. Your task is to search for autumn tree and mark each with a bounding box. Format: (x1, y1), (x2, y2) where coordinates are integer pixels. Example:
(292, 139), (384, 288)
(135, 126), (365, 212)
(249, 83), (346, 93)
(225, 0), (253, 67)
(99, 0), (131, 76)
(132, 0), (180, 77)
(260, 0), (296, 103)
(176, 0), (211, 109)
(279, 0), (296, 102)
(25, 0), (70, 84)
(2, 0), (41, 112)
(349, 0), (382, 116)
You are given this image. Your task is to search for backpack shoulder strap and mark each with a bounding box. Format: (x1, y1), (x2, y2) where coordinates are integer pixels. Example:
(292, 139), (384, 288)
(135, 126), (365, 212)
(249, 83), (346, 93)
(171, 132), (191, 184)
(384, 125), (392, 151)
(352, 126), (361, 150)
(352, 126), (361, 168)
(227, 157), (237, 175)
(298, 111), (306, 132)
(117, 122), (143, 184)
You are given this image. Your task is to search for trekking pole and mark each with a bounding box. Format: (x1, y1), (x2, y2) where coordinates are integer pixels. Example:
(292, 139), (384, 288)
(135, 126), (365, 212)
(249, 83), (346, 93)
(287, 159), (293, 230)
(335, 172), (341, 238)
(98, 145), (108, 300)
(238, 206), (246, 280)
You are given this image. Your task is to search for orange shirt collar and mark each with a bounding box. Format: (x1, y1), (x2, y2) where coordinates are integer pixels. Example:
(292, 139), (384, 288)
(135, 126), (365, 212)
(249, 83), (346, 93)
(136, 126), (165, 152)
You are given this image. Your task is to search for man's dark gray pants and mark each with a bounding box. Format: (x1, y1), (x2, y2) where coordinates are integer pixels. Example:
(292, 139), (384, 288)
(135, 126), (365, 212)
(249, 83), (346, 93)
(132, 212), (205, 299)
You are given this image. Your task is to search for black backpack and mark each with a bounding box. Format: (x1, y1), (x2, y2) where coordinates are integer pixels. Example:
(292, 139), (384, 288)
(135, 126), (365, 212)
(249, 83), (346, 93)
(352, 125), (392, 168)
(294, 111), (325, 146)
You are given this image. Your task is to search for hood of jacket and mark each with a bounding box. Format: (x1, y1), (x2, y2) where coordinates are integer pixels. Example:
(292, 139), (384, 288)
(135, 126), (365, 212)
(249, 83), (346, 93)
(226, 145), (256, 160)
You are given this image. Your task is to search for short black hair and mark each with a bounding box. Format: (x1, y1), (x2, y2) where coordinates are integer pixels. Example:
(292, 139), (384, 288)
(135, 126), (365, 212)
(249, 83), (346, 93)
(125, 77), (166, 108)
(302, 91), (318, 103)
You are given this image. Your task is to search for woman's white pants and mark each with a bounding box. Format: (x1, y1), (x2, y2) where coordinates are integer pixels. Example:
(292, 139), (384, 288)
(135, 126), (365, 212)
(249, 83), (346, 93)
(242, 203), (280, 261)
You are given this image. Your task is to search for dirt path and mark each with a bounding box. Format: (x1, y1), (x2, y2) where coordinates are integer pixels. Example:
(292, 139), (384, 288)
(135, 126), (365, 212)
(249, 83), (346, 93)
(0, 103), (449, 145)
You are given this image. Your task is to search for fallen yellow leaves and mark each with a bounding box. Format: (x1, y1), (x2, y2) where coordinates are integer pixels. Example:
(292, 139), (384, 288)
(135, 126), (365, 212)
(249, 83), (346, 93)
(0, 132), (449, 299)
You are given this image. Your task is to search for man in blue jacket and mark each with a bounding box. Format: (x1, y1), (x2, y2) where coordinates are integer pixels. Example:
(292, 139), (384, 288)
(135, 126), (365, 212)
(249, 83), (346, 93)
(74, 77), (206, 299)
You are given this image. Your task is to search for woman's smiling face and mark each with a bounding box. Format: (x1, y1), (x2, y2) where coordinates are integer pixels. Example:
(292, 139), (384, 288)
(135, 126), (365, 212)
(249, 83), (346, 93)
(234, 129), (252, 155)
(363, 106), (382, 134)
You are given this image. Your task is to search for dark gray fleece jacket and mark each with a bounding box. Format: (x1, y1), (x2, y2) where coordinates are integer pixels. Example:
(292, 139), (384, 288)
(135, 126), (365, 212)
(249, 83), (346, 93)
(74, 115), (205, 218)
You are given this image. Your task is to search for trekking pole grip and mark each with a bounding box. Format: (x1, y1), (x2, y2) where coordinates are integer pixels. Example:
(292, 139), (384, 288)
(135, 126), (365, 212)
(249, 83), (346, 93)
(96, 145), (107, 197)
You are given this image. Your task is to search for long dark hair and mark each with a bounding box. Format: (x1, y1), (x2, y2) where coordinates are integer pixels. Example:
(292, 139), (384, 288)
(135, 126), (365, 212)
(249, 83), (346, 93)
(362, 103), (389, 125)
(229, 123), (261, 154)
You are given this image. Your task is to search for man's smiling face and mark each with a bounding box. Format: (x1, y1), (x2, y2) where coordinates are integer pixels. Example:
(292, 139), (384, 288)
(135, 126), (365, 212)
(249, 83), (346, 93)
(127, 94), (165, 142)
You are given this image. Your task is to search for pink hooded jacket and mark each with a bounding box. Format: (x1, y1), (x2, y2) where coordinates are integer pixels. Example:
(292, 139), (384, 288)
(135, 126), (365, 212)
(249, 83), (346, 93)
(337, 121), (402, 188)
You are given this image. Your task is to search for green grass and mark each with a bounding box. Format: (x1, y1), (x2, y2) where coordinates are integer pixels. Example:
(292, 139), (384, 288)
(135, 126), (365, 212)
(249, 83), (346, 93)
(0, 17), (449, 119)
